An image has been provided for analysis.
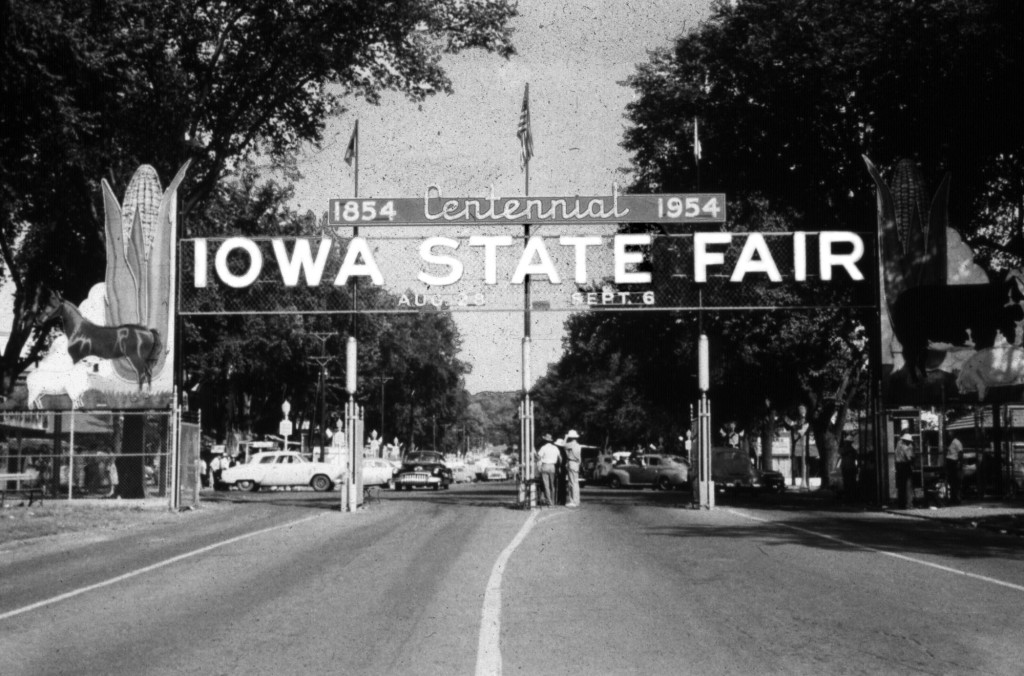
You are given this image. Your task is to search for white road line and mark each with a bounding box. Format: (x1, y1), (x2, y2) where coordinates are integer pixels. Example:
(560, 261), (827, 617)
(0, 513), (322, 622)
(476, 508), (540, 676)
(727, 509), (1024, 593)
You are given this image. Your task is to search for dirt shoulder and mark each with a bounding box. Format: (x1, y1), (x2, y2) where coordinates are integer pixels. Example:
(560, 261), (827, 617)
(0, 498), (235, 560)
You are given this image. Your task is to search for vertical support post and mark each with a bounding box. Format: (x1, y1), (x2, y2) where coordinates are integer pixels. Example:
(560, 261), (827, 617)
(68, 411), (75, 500)
(696, 334), (714, 509)
(342, 336), (359, 512)
(170, 399), (180, 511)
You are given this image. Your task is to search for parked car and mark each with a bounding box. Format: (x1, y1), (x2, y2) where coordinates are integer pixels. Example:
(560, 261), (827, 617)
(450, 465), (476, 483)
(220, 451), (342, 492)
(711, 447), (786, 493)
(362, 457), (396, 488)
(606, 454), (690, 490)
(393, 451), (453, 490)
(483, 465), (511, 481)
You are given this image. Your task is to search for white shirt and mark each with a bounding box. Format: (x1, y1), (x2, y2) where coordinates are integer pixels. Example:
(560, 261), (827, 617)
(537, 442), (561, 465)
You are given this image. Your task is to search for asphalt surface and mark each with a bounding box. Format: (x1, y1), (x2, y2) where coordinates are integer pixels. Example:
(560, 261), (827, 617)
(0, 483), (1021, 676)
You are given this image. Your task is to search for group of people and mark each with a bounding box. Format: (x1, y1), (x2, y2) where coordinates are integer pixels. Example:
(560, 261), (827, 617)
(534, 429), (582, 508)
(894, 430), (964, 509)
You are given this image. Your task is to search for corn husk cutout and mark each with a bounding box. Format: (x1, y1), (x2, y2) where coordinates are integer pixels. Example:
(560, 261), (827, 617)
(100, 162), (189, 382)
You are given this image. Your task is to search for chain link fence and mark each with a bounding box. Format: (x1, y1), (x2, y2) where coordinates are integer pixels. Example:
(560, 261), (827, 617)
(0, 410), (187, 506)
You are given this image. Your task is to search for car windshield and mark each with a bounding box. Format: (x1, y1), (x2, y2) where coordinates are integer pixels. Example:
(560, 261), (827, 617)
(405, 453), (443, 465)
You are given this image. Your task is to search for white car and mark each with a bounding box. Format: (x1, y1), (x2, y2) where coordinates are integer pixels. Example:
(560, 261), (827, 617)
(451, 465), (476, 483)
(220, 451), (342, 492)
(362, 458), (396, 488)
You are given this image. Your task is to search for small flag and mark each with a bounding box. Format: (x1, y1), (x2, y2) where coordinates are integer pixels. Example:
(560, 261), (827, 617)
(693, 117), (702, 163)
(344, 121), (358, 166)
(517, 84), (533, 168)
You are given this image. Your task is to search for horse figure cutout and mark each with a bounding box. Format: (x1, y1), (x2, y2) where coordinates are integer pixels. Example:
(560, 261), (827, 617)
(36, 289), (161, 390)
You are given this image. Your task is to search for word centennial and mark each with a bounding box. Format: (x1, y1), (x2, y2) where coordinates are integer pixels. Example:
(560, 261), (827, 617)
(189, 233), (866, 289)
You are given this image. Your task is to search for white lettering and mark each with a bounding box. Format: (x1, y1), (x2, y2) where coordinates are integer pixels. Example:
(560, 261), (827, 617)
(333, 237), (384, 285)
(468, 235), (514, 284)
(560, 236), (602, 283)
(216, 237), (262, 288)
(418, 237), (464, 286)
(819, 232), (865, 281)
(730, 233), (781, 282)
(512, 237), (560, 284)
(694, 233), (732, 282)
(272, 238), (332, 287)
(614, 234), (651, 284)
(193, 239), (208, 287)
(794, 232), (807, 281)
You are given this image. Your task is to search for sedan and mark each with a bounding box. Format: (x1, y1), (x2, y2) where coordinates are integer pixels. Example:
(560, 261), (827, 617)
(393, 451), (453, 490)
(220, 451), (342, 492)
(362, 458), (396, 488)
(606, 454), (689, 490)
(711, 447), (786, 493)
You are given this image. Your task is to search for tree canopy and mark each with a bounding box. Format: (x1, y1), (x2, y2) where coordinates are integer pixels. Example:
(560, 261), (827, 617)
(1, 0), (517, 393)
(534, 0), (1021, 483)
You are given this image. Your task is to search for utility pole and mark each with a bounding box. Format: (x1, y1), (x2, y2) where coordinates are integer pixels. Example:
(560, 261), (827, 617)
(306, 332), (334, 461)
(374, 375), (393, 448)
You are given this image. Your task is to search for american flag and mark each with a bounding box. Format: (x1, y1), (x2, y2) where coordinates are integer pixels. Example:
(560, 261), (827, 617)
(344, 121), (358, 166)
(517, 84), (533, 168)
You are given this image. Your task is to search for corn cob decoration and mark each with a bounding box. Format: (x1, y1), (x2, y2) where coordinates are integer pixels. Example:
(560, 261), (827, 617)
(100, 162), (190, 383)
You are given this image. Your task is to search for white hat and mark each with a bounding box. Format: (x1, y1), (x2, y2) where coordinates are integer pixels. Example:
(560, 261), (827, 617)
(900, 433), (913, 442)
(566, 430), (579, 439)
(554, 438), (566, 446)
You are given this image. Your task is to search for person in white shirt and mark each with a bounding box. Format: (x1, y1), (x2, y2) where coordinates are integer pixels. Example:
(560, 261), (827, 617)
(536, 434), (561, 507)
(564, 430), (583, 507)
(210, 452), (231, 491)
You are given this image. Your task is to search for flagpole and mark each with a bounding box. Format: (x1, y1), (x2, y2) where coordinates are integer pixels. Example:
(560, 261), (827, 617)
(351, 120), (359, 356)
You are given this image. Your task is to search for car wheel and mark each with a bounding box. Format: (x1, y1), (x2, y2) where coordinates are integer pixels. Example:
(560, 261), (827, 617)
(608, 476), (622, 489)
(236, 480), (255, 492)
(310, 474), (333, 492)
(657, 476), (673, 491)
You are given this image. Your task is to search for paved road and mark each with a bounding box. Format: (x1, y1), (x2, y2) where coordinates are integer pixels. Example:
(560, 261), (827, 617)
(1, 484), (1022, 675)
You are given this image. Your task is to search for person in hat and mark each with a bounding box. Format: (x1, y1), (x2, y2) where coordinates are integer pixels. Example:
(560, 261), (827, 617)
(564, 430), (582, 507)
(894, 432), (916, 509)
(944, 431), (964, 505)
(536, 434), (561, 507)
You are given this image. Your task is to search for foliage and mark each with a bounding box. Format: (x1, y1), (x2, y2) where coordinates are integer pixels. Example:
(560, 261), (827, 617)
(535, 0), (1021, 481)
(0, 0), (518, 393)
(183, 169), (472, 448)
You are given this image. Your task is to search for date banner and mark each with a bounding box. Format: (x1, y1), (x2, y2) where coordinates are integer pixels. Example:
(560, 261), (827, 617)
(327, 191), (726, 226)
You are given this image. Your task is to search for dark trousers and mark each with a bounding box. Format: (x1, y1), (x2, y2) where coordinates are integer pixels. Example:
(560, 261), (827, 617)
(895, 461), (914, 509)
(945, 459), (961, 503)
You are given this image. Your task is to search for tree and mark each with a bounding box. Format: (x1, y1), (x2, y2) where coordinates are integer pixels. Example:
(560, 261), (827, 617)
(181, 166), (473, 450)
(1, 0), (518, 394)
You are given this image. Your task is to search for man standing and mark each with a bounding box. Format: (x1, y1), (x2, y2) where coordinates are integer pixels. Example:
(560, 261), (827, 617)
(945, 431), (964, 505)
(536, 434), (560, 507)
(837, 432), (859, 502)
(210, 451), (231, 491)
(894, 433), (916, 509)
(564, 429), (582, 508)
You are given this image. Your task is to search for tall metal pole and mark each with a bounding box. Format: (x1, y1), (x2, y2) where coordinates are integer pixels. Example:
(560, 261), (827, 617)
(519, 84), (535, 509)
(697, 334), (714, 509)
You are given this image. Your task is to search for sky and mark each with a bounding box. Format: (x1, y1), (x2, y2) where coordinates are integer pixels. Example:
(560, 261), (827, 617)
(290, 0), (713, 393)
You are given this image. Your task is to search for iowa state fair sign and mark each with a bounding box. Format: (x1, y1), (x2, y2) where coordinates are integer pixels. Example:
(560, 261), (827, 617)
(179, 192), (871, 315)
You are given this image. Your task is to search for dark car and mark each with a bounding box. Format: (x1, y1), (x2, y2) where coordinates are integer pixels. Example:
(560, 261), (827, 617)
(711, 447), (786, 493)
(393, 451), (453, 491)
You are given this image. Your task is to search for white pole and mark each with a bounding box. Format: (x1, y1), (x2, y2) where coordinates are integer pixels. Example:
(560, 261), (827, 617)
(68, 411), (75, 500)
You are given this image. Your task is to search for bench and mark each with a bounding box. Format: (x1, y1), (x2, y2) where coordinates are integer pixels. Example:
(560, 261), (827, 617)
(0, 472), (44, 507)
